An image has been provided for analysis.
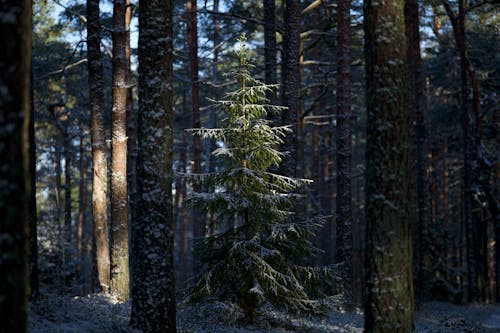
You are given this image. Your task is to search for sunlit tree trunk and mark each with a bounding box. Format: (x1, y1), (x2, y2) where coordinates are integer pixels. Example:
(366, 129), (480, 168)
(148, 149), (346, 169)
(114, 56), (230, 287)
(130, 0), (176, 330)
(0, 1), (32, 331)
(110, 0), (130, 301)
(86, 0), (111, 292)
(364, 0), (414, 331)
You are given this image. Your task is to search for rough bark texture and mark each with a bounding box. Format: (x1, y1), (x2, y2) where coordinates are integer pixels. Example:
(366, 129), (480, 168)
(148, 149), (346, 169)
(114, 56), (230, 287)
(126, 0), (138, 259)
(0, 1), (32, 331)
(86, 0), (111, 293)
(110, 0), (130, 301)
(335, 0), (353, 309)
(405, 0), (427, 301)
(364, 0), (414, 331)
(131, 0), (176, 331)
(281, 0), (300, 177)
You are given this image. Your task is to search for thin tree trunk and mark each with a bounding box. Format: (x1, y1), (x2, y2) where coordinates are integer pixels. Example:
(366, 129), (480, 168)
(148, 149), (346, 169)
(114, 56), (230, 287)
(55, 133), (64, 278)
(64, 135), (72, 257)
(131, 0), (176, 330)
(264, 0), (277, 113)
(29, 68), (39, 300)
(125, 0), (138, 273)
(364, 0), (414, 330)
(281, 0), (300, 177)
(405, 0), (427, 303)
(0, 1), (32, 331)
(187, 0), (204, 274)
(77, 135), (86, 270)
(335, 0), (353, 309)
(110, 0), (130, 301)
(86, 0), (111, 293)
(441, 0), (477, 301)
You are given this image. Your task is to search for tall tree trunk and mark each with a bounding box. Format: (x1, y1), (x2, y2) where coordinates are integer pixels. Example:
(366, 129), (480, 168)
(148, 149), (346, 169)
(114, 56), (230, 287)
(55, 132), (64, 277)
(281, 0), (300, 177)
(264, 0), (277, 111)
(364, 0), (414, 331)
(208, 0), (220, 175)
(0, 1), (32, 331)
(131, 0), (176, 330)
(29, 68), (39, 300)
(64, 136), (72, 259)
(187, 0), (203, 273)
(441, 0), (477, 301)
(125, 0), (138, 266)
(110, 0), (130, 301)
(86, 0), (111, 293)
(405, 0), (427, 302)
(335, 0), (353, 309)
(77, 135), (86, 270)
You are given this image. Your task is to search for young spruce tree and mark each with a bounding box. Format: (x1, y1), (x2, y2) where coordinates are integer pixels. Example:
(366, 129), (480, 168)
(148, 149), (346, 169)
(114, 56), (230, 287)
(187, 36), (327, 322)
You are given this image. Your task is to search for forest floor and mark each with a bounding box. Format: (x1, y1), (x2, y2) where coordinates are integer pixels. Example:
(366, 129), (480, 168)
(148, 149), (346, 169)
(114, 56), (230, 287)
(29, 290), (500, 332)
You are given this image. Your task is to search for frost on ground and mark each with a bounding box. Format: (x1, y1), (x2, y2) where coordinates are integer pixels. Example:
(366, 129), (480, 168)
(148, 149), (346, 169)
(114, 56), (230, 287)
(30, 293), (500, 332)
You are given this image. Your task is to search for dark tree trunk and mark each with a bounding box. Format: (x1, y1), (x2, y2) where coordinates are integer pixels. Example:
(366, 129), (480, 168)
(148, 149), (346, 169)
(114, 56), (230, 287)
(335, 0), (353, 309)
(281, 0), (300, 177)
(0, 1), (32, 331)
(29, 68), (39, 300)
(86, 0), (111, 292)
(110, 0), (130, 301)
(55, 132), (64, 276)
(77, 135), (86, 269)
(441, 0), (477, 301)
(64, 138), (72, 256)
(405, 0), (427, 302)
(364, 0), (414, 331)
(131, 0), (176, 331)
(126, 0), (138, 261)
(264, 0), (277, 109)
(187, 0), (203, 252)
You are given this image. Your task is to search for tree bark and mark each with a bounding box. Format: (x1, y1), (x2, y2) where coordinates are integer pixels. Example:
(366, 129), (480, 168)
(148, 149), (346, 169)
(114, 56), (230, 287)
(77, 135), (86, 269)
(0, 1), (32, 331)
(264, 0), (277, 109)
(86, 0), (111, 293)
(64, 135), (72, 257)
(335, 0), (353, 309)
(187, 0), (203, 243)
(405, 0), (427, 302)
(131, 0), (176, 331)
(126, 0), (138, 270)
(110, 0), (130, 301)
(364, 0), (414, 331)
(281, 0), (300, 177)
(29, 68), (39, 300)
(441, 0), (477, 301)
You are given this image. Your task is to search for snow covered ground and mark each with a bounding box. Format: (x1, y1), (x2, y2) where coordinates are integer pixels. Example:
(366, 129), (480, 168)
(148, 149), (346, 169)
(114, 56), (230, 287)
(29, 292), (500, 332)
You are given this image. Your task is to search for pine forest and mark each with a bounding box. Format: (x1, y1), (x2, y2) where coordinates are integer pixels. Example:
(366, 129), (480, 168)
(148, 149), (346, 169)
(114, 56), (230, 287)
(0, 0), (499, 332)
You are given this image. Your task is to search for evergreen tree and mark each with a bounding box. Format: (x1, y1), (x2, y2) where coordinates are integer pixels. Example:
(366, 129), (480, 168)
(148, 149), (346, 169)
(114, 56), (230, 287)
(187, 36), (328, 322)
